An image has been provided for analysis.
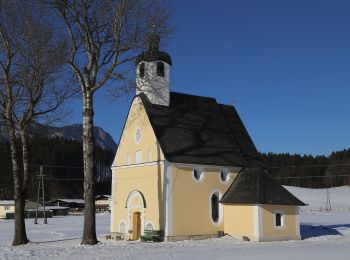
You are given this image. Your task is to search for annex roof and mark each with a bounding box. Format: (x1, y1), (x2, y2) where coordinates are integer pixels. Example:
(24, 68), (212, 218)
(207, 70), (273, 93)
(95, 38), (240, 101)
(140, 92), (262, 167)
(0, 200), (15, 205)
(220, 167), (306, 206)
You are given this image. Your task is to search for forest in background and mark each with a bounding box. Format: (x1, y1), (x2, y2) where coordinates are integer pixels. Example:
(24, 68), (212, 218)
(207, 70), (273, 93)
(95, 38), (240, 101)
(1, 136), (350, 200)
(0, 136), (114, 200)
(261, 149), (350, 188)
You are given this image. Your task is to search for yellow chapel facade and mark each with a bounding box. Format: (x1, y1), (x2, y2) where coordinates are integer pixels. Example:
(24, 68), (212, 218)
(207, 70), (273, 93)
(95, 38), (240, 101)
(110, 34), (305, 242)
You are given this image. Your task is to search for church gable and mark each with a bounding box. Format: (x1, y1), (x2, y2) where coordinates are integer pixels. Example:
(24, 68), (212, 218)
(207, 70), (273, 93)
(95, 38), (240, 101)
(141, 92), (263, 167)
(113, 98), (165, 168)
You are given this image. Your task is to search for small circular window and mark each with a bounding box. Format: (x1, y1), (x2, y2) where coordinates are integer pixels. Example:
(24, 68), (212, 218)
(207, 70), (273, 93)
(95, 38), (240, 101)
(193, 169), (204, 182)
(220, 171), (230, 182)
(135, 128), (141, 143)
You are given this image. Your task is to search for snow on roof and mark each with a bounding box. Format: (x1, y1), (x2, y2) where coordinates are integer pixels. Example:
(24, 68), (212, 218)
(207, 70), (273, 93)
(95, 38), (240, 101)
(42, 206), (69, 210)
(55, 199), (85, 203)
(0, 200), (15, 205)
(95, 195), (111, 200)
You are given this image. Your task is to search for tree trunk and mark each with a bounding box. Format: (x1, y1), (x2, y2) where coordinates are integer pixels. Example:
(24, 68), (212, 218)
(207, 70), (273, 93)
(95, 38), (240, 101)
(6, 119), (29, 246)
(81, 92), (98, 245)
(19, 126), (30, 190)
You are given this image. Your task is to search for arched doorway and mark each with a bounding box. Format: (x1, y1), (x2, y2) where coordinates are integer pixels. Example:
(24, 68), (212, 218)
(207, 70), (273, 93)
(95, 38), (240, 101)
(126, 190), (146, 240)
(133, 212), (141, 240)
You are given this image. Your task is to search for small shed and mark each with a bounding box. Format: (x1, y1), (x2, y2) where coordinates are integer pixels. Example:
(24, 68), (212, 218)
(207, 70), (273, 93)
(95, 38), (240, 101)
(25, 200), (42, 210)
(0, 200), (15, 219)
(221, 167), (306, 242)
(44, 206), (69, 216)
(48, 199), (85, 211)
(95, 195), (111, 212)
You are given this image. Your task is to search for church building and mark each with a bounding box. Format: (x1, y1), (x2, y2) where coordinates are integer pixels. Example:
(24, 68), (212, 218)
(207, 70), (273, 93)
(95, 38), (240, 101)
(110, 34), (305, 242)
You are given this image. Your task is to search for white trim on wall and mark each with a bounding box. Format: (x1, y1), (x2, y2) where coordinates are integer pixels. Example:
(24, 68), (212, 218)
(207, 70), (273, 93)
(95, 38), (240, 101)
(125, 153), (130, 165)
(112, 160), (165, 169)
(253, 204), (263, 239)
(125, 190), (146, 235)
(173, 162), (242, 172)
(113, 97), (141, 168)
(295, 206), (300, 235)
(110, 172), (116, 232)
(164, 161), (173, 236)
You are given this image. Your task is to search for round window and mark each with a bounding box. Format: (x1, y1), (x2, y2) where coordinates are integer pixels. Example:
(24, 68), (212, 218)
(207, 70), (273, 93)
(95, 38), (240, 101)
(135, 128), (141, 143)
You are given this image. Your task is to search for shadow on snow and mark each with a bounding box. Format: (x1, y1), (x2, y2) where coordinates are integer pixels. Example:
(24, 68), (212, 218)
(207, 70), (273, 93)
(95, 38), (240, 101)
(300, 224), (350, 239)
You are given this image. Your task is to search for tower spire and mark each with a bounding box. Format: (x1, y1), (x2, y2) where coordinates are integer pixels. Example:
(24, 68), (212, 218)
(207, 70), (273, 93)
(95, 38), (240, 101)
(149, 32), (160, 53)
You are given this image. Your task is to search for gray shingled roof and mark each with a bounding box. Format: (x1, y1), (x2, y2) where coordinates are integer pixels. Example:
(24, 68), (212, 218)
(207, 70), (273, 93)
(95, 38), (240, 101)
(220, 167), (306, 206)
(140, 92), (263, 167)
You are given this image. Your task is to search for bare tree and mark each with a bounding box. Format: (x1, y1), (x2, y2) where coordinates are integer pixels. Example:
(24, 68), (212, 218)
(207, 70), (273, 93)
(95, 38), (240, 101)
(0, 1), (71, 246)
(49, 0), (171, 244)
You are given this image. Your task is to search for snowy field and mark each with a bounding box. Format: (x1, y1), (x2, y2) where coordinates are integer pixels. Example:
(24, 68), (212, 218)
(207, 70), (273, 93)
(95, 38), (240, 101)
(0, 187), (350, 260)
(285, 185), (350, 210)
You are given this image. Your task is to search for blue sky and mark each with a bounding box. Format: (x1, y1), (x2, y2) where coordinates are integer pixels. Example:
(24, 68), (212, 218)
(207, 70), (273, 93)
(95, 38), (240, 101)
(68, 0), (350, 156)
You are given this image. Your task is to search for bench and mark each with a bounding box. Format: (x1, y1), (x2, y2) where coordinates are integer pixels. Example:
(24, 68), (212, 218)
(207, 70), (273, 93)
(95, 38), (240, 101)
(141, 230), (163, 242)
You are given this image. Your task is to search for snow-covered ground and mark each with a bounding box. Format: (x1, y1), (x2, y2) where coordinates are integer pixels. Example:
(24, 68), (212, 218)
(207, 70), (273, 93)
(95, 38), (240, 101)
(0, 187), (350, 259)
(285, 185), (350, 210)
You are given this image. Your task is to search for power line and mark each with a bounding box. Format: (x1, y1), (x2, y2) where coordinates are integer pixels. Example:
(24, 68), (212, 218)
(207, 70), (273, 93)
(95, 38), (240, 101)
(274, 174), (350, 179)
(268, 163), (350, 169)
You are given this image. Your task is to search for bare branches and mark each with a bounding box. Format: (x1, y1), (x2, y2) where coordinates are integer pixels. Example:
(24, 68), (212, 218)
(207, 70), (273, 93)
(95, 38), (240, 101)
(0, 1), (74, 246)
(46, 0), (172, 245)
(49, 0), (172, 95)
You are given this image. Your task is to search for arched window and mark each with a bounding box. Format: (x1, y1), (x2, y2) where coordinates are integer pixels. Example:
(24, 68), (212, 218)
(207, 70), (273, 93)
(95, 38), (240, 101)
(119, 221), (126, 233)
(145, 222), (154, 231)
(193, 169), (203, 181)
(147, 149), (152, 162)
(126, 153), (130, 165)
(211, 193), (219, 223)
(139, 62), (145, 78)
(220, 171), (230, 182)
(135, 150), (142, 164)
(156, 62), (164, 77)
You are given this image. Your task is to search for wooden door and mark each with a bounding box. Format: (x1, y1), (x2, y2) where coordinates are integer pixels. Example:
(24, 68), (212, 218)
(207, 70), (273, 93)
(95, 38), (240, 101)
(133, 212), (141, 240)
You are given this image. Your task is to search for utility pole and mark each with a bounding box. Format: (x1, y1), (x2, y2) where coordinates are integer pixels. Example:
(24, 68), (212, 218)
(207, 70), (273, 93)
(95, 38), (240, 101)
(35, 165), (47, 224)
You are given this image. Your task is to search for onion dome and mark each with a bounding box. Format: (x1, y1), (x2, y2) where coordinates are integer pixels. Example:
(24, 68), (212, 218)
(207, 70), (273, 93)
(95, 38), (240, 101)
(135, 33), (172, 66)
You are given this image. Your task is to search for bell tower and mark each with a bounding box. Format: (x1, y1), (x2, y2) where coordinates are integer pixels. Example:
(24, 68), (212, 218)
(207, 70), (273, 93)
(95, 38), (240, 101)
(136, 33), (172, 106)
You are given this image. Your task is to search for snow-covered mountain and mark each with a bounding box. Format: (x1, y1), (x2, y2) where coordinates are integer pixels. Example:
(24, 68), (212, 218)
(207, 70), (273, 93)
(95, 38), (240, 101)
(0, 122), (117, 152)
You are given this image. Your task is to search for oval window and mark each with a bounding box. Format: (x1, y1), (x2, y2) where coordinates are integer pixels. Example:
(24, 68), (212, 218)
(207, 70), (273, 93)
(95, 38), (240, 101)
(211, 193), (219, 223)
(135, 128), (141, 143)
